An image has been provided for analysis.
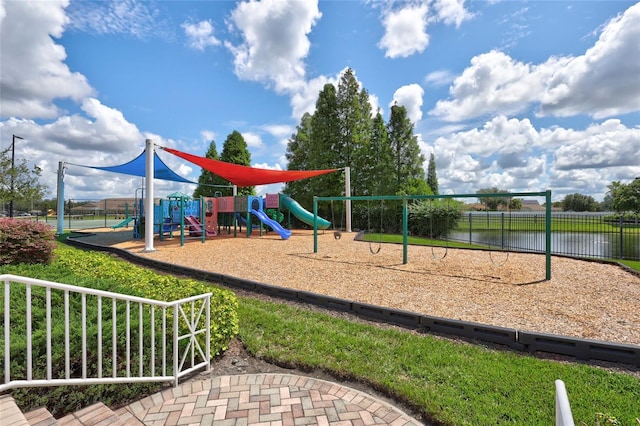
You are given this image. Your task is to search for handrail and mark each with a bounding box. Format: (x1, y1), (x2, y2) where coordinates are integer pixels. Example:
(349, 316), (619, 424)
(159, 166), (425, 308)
(1, 274), (212, 392)
(555, 379), (575, 426)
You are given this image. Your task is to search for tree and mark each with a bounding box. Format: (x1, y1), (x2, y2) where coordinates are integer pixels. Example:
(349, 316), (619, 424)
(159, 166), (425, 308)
(284, 113), (314, 201)
(426, 153), (439, 195)
(336, 68), (373, 196)
(387, 104), (426, 195)
(476, 187), (511, 210)
(508, 198), (523, 210)
(610, 179), (640, 215)
(365, 110), (394, 195)
(307, 83), (342, 205)
(0, 146), (47, 215)
(220, 131), (255, 196)
(193, 140), (232, 198)
(561, 193), (600, 212)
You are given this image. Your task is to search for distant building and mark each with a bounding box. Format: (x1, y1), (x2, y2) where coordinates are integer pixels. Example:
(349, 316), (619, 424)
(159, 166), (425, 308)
(463, 199), (560, 212)
(520, 200), (545, 211)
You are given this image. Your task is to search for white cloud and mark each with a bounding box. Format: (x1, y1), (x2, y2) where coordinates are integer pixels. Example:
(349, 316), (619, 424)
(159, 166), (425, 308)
(376, 0), (472, 58)
(542, 119), (640, 170)
(378, 4), (429, 58)
(242, 132), (264, 149)
(427, 116), (640, 201)
(66, 0), (171, 39)
(262, 124), (294, 139)
(0, 0), (94, 119)
(430, 50), (551, 121)
(424, 70), (456, 87)
(200, 130), (217, 143)
(78, 99), (143, 148)
(430, 3), (640, 122)
(391, 84), (424, 122)
(539, 3), (640, 119)
(433, 0), (473, 27)
(182, 20), (221, 51)
(290, 74), (334, 120)
(225, 0), (321, 94)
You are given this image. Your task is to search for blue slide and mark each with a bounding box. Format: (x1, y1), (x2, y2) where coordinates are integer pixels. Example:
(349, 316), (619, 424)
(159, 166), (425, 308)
(250, 209), (292, 239)
(235, 212), (260, 229)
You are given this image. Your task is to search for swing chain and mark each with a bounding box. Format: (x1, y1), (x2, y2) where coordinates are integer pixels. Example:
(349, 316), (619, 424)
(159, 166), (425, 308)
(486, 205), (511, 267)
(368, 200), (383, 254)
(430, 198), (449, 261)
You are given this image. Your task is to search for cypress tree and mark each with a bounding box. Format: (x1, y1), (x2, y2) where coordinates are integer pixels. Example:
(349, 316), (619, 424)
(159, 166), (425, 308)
(220, 130), (255, 196)
(427, 152), (439, 195)
(193, 140), (232, 197)
(387, 104), (427, 195)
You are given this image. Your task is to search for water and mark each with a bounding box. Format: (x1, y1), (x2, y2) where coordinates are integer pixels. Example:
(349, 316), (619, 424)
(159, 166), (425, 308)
(449, 231), (640, 260)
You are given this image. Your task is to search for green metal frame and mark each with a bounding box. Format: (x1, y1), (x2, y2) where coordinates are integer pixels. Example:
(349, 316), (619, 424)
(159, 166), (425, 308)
(313, 191), (552, 280)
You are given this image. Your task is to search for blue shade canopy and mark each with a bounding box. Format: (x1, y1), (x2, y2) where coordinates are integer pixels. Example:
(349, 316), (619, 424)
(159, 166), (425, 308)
(71, 150), (196, 184)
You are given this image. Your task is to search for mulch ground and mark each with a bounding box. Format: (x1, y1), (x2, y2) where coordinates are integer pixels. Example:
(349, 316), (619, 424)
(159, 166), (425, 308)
(75, 228), (640, 347)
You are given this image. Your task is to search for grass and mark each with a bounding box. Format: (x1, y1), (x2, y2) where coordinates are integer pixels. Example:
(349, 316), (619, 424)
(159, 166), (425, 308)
(238, 298), (640, 425)
(363, 232), (486, 250)
(3, 241), (640, 425)
(617, 259), (640, 272)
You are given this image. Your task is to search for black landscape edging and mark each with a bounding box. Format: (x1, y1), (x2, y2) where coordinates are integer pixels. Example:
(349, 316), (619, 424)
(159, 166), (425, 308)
(65, 234), (640, 367)
(518, 331), (640, 365)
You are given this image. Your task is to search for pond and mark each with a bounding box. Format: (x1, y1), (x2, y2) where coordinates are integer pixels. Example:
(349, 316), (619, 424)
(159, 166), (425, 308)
(449, 230), (640, 260)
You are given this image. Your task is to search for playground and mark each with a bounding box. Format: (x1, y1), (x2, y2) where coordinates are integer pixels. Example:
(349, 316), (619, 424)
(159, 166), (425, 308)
(59, 142), (640, 349)
(79, 227), (640, 347)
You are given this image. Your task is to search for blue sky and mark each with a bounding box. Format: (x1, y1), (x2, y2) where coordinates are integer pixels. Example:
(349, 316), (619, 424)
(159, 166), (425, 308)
(1, 0), (639, 203)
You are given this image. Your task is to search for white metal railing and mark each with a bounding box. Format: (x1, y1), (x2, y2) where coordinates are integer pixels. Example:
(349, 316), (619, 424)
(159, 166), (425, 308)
(1, 274), (211, 392)
(555, 379), (575, 426)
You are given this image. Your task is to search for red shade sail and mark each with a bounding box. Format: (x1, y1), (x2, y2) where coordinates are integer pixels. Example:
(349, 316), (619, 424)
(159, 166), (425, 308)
(162, 147), (338, 187)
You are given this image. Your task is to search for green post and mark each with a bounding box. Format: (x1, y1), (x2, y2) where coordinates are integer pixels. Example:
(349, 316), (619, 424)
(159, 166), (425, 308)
(233, 209), (237, 237)
(201, 196), (205, 244)
(246, 211), (251, 238)
(313, 196), (318, 254)
(402, 198), (408, 264)
(180, 198), (185, 247)
(545, 190), (552, 280)
(159, 199), (164, 241)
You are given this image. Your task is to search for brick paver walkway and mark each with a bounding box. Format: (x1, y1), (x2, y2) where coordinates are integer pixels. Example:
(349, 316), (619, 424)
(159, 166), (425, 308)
(116, 373), (422, 425)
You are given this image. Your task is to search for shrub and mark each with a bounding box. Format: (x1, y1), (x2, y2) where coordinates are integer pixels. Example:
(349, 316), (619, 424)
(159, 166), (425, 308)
(408, 200), (462, 238)
(0, 218), (56, 265)
(1, 243), (238, 416)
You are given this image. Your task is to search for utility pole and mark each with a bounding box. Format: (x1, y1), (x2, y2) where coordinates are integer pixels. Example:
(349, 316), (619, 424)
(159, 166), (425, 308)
(9, 134), (24, 218)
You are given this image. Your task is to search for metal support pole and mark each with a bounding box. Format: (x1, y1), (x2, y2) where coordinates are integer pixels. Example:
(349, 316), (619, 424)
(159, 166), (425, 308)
(143, 139), (156, 252)
(56, 162), (65, 235)
(402, 198), (408, 264)
(313, 196), (318, 253)
(545, 190), (552, 280)
(345, 167), (352, 232)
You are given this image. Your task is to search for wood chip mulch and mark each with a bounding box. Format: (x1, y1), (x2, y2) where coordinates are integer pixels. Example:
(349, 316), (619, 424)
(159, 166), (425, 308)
(76, 228), (640, 347)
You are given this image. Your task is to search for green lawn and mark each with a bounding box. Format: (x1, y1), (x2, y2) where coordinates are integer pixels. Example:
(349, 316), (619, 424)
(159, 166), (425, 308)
(2, 241), (639, 425)
(362, 232), (486, 249)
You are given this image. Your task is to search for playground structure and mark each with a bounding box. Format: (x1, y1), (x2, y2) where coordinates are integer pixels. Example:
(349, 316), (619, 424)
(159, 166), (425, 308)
(312, 191), (553, 280)
(55, 139), (340, 253)
(132, 192), (331, 246)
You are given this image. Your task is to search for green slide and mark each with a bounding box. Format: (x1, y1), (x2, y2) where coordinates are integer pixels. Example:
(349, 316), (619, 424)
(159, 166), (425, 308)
(279, 194), (331, 229)
(111, 217), (135, 229)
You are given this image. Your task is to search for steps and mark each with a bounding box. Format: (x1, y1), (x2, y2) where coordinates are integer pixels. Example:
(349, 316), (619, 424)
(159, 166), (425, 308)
(24, 407), (57, 426)
(0, 395), (142, 426)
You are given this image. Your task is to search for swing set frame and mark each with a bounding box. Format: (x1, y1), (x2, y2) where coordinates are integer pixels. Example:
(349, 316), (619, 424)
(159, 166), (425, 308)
(312, 191), (553, 280)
